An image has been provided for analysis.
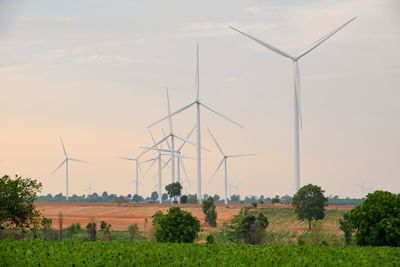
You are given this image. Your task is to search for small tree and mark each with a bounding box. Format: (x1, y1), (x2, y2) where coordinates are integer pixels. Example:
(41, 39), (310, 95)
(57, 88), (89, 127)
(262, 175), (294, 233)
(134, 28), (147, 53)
(152, 207), (200, 243)
(86, 221), (97, 241)
(128, 223), (139, 240)
(348, 190), (400, 246)
(202, 197), (217, 227)
(0, 175), (42, 230)
(150, 191), (158, 202)
(292, 184), (328, 230)
(339, 212), (354, 245)
(180, 195), (188, 203)
(165, 182), (182, 203)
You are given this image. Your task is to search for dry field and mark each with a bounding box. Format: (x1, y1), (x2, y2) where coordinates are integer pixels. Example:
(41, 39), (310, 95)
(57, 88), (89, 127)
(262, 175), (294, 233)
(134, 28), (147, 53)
(36, 202), (353, 234)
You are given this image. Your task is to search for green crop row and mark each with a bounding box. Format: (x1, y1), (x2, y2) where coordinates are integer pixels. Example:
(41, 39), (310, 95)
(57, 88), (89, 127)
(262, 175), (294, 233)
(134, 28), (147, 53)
(1, 239), (399, 266)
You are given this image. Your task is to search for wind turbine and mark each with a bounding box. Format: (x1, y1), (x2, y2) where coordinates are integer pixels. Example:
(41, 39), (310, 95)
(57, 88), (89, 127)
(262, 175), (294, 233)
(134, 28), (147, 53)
(148, 44), (243, 203)
(119, 149), (146, 196)
(85, 180), (95, 195)
(53, 136), (89, 200)
(229, 17), (356, 194)
(208, 129), (255, 204)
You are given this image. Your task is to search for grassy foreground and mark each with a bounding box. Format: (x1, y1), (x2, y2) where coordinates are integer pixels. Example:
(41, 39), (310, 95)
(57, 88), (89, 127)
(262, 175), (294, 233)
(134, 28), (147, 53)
(1, 239), (399, 266)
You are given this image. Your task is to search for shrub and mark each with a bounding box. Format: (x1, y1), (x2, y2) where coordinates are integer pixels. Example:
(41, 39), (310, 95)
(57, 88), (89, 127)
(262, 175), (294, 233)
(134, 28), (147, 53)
(202, 197), (217, 227)
(206, 233), (215, 244)
(86, 222), (97, 241)
(152, 207), (200, 243)
(339, 212), (354, 245)
(348, 190), (400, 246)
(128, 224), (139, 240)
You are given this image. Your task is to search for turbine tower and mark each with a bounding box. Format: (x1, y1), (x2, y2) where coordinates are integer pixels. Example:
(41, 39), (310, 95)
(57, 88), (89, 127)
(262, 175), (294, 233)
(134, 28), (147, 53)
(148, 44), (243, 202)
(119, 149), (146, 196)
(208, 129), (255, 204)
(53, 136), (89, 200)
(229, 17), (356, 194)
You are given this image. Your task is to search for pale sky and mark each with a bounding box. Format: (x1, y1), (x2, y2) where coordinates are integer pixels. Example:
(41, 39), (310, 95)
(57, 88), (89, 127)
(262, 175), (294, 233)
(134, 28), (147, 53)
(0, 0), (399, 198)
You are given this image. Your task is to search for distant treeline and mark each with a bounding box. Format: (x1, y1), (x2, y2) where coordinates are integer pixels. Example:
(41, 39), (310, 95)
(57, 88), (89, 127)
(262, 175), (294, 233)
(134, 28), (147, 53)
(36, 192), (364, 205)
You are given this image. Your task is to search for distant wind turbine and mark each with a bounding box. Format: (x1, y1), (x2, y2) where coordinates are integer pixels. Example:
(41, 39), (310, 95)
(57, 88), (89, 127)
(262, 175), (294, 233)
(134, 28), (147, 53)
(229, 17), (356, 194)
(208, 129), (255, 204)
(85, 180), (95, 195)
(148, 44), (243, 203)
(119, 149), (146, 196)
(53, 137), (89, 200)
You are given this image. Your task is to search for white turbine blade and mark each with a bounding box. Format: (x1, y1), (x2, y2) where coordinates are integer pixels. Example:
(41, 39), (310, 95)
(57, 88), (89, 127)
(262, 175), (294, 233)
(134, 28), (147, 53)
(140, 146), (173, 153)
(166, 88), (173, 134)
(209, 158), (225, 185)
(138, 163), (145, 177)
(174, 134), (196, 146)
(147, 101), (196, 128)
(229, 25), (294, 60)
(179, 155), (196, 160)
(177, 124), (197, 152)
(227, 153), (256, 158)
(207, 128), (225, 156)
(161, 129), (171, 150)
(119, 157), (135, 161)
(59, 136), (67, 157)
(149, 130), (157, 146)
(294, 61), (303, 130)
(296, 17), (357, 59)
(200, 101), (244, 128)
(141, 135), (170, 156)
(141, 157), (158, 163)
(161, 158), (171, 171)
(52, 159), (66, 174)
(69, 158), (89, 164)
(160, 158), (171, 168)
(180, 158), (190, 185)
(196, 43), (200, 100)
(144, 159), (158, 175)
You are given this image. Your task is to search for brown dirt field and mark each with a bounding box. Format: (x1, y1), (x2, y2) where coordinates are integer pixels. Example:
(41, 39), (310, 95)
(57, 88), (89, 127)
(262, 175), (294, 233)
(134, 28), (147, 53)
(35, 202), (354, 231)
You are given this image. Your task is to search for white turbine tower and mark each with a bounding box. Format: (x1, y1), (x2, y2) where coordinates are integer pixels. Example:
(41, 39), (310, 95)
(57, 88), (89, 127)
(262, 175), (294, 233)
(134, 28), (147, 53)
(148, 44), (243, 203)
(229, 17), (356, 194)
(119, 149), (146, 196)
(85, 180), (95, 195)
(208, 129), (255, 204)
(53, 136), (89, 200)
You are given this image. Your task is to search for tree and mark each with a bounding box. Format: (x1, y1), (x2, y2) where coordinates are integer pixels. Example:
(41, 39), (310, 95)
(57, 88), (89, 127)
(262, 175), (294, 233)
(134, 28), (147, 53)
(202, 197), (217, 227)
(150, 191), (158, 201)
(152, 207), (200, 243)
(292, 184), (328, 230)
(86, 221), (97, 241)
(348, 190), (400, 246)
(230, 194), (240, 202)
(165, 182), (182, 203)
(0, 175), (42, 230)
(339, 212), (354, 245)
(132, 194), (144, 203)
(213, 194), (220, 202)
(180, 195), (188, 203)
(162, 193), (168, 201)
(128, 223), (139, 240)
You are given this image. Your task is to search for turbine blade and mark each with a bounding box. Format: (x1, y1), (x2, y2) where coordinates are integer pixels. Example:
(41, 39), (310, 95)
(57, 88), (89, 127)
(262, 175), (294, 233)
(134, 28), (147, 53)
(161, 158), (171, 171)
(296, 17), (357, 59)
(174, 134), (196, 146)
(166, 88), (173, 134)
(147, 101), (196, 128)
(149, 130), (157, 146)
(52, 159), (66, 174)
(141, 157), (158, 163)
(160, 158), (171, 168)
(207, 128), (225, 156)
(180, 158), (191, 187)
(196, 43), (200, 100)
(60, 136), (67, 157)
(209, 158), (225, 185)
(162, 129), (171, 150)
(229, 25), (294, 60)
(227, 153), (256, 158)
(141, 135), (170, 156)
(294, 61), (303, 130)
(119, 157), (135, 161)
(179, 155), (196, 160)
(138, 163), (145, 177)
(140, 146), (172, 153)
(200, 101), (244, 128)
(144, 159), (158, 175)
(177, 124), (197, 152)
(69, 158), (89, 164)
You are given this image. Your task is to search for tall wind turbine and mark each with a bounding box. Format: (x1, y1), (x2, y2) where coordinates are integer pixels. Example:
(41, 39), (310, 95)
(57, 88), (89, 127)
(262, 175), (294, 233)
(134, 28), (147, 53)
(208, 129), (255, 204)
(119, 149), (146, 196)
(148, 44), (243, 202)
(53, 136), (89, 200)
(229, 17), (356, 194)
(85, 180), (95, 195)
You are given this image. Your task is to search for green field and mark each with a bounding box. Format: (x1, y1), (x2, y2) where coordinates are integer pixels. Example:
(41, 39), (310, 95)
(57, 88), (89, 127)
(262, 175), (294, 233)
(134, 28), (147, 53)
(1, 239), (399, 266)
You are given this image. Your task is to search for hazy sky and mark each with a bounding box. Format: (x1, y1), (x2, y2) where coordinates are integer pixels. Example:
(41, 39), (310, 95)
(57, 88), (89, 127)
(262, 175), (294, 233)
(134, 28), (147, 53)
(0, 0), (399, 198)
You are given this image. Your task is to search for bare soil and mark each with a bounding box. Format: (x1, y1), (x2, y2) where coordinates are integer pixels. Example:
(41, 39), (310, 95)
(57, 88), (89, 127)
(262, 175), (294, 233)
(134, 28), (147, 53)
(35, 202), (353, 231)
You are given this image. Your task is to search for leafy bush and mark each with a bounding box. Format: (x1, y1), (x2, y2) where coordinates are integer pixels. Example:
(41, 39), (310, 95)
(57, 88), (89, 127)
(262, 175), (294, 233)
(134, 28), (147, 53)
(202, 197), (217, 227)
(128, 224), (139, 240)
(206, 234), (215, 244)
(86, 222), (97, 241)
(152, 207), (200, 243)
(348, 190), (400, 246)
(339, 212), (354, 245)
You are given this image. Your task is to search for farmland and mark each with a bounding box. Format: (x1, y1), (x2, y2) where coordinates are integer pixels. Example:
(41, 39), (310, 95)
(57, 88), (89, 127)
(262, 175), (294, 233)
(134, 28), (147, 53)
(1, 239), (399, 266)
